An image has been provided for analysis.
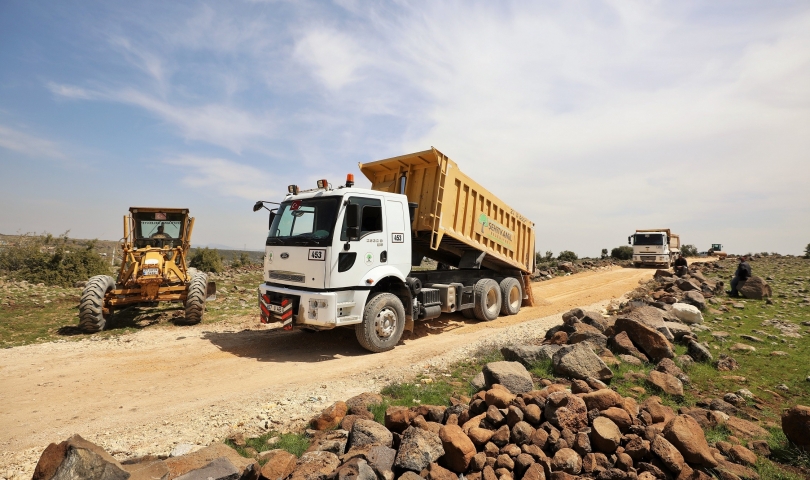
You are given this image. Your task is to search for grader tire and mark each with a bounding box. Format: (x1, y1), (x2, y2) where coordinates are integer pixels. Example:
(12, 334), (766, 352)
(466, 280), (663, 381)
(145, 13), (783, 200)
(183, 272), (208, 325)
(78, 275), (116, 333)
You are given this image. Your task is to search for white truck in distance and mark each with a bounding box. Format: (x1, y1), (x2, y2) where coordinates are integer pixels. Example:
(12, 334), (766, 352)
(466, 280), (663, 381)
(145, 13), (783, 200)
(628, 229), (681, 268)
(253, 148), (536, 353)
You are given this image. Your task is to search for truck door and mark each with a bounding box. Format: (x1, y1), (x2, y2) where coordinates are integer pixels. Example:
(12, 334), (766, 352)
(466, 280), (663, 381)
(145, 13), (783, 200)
(385, 199), (411, 274)
(330, 195), (387, 288)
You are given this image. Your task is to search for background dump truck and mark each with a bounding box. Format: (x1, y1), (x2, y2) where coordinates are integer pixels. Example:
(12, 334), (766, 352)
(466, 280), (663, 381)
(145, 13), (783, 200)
(254, 147), (536, 352)
(628, 229), (681, 268)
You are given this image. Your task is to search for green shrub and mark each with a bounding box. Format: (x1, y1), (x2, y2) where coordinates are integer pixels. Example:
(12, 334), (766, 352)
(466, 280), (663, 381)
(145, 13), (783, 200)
(557, 250), (577, 262)
(611, 246), (633, 260)
(232, 252), (251, 268)
(805, 243), (810, 259)
(189, 247), (224, 273)
(0, 233), (111, 287)
(601, 248), (608, 259)
(681, 244), (699, 257)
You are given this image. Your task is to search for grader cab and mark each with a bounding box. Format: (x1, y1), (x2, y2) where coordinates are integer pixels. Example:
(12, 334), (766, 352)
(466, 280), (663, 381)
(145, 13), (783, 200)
(78, 207), (216, 332)
(708, 244), (728, 259)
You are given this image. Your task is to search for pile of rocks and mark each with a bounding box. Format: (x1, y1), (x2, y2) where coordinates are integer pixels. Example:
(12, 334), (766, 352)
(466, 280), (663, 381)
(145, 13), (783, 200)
(33, 359), (775, 480)
(533, 260), (617, 281)
(536, 303), (724, 392)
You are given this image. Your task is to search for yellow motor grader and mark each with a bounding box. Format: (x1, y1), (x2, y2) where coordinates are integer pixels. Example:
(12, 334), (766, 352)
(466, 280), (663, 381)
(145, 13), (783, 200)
(78, 207), (216, 332)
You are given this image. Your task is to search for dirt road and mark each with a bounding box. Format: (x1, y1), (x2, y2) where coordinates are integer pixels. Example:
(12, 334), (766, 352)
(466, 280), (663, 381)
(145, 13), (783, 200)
(0, 265), (657, 476)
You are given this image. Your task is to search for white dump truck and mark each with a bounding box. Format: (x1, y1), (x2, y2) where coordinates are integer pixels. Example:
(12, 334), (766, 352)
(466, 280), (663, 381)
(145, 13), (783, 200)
(628, 229), (681, 268)
(253, 147), (536, 352)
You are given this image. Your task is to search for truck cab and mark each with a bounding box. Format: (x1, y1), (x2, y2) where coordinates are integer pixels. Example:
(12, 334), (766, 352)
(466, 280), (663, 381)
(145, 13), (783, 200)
(257, 179), (412, 335)
(628, 229), (680, 268)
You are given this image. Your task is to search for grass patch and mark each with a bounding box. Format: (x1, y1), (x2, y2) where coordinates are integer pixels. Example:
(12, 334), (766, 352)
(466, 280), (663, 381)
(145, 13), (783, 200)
(703, 424), (732, 444)
(226, 431), (310, 461)
(0, 267), (264, 347)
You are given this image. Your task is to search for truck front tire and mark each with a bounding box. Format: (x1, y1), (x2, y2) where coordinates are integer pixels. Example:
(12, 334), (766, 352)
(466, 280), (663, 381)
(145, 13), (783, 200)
(356, 293), (406, 353)
(183, 272), (208, 325)
(473, 279), (501, 322)
(499, 277), (522, 316)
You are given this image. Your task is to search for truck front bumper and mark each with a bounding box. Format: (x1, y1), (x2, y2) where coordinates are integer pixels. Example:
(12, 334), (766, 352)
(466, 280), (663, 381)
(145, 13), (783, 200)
(633, 255), (670, 266)
(258, 283), (362, 329)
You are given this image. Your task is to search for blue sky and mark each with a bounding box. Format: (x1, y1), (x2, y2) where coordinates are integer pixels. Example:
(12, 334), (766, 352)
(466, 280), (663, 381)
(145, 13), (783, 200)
(1, 1), (809, 256)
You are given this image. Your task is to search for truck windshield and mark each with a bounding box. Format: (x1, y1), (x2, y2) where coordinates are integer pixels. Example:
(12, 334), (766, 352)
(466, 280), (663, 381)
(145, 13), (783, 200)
(268, 197), (340, 246)
(634, 234), (665, 246)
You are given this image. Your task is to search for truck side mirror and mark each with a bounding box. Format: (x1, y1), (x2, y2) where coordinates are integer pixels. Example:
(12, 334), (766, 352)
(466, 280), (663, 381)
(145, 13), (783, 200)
(627, 236), (632, 245)
(346, 204), (361, 240)
(253, 201), (264, 212)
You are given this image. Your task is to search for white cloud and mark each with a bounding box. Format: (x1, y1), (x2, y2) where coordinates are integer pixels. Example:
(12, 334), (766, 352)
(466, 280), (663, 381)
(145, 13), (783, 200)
(293, 28), (368, 90)
(164, 155), (277, 201)
(0, 125), (68, 161)
(48, 83), (274, 153)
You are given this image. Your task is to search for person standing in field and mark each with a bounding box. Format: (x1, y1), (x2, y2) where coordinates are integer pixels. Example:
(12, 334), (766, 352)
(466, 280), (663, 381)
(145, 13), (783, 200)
(729, 256), (752, 297)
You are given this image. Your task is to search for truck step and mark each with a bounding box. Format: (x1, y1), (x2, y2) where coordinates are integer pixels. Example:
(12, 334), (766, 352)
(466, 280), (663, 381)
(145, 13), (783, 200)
(336, 315), (361, 325)
(337, 301), (356, 308)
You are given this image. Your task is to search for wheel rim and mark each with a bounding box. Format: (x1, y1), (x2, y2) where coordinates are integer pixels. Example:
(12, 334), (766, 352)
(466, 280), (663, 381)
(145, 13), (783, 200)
(375, 307), (397, 339)
(509, 285), (520, 309)
(486, 287), (498, 314)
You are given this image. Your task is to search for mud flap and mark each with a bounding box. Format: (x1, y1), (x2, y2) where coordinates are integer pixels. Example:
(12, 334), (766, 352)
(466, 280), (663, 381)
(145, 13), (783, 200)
(404, 317), (414, 334)
(522, 274), (535, 307)
(206, 281), (217, 301)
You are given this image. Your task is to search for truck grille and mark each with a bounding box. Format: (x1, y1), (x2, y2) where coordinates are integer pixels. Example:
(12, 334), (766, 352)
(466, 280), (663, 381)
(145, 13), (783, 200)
(268, 270), (306, 283)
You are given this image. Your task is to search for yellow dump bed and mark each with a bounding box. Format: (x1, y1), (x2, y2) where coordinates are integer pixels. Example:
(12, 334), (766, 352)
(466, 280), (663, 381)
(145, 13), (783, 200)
(359, 147), (535, 274)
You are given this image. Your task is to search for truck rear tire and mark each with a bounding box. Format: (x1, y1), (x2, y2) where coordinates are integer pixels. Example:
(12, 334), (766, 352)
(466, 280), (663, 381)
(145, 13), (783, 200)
(183, 272), (208, 325)
(499, 277), (522, 316)
(473, 279), (501, 322)
(461, 308), (476, 319)
(78, 275), (116, 333)
(356, 293), (405, 353)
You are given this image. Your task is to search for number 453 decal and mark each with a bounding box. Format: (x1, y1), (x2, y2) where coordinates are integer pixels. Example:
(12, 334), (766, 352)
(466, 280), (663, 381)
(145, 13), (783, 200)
(308, 249), (326, 261)
(392, 233), (405, 243)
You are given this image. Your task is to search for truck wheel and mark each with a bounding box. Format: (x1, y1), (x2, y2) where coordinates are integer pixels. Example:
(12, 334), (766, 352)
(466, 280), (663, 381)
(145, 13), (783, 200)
(461, 308), (476, 319)
(78, 275), (116, 333)
(356, 293), (405, 353)
(499, 277), (522, 316)
(183, 272), (208, 325)
(473, 279), (501, 322)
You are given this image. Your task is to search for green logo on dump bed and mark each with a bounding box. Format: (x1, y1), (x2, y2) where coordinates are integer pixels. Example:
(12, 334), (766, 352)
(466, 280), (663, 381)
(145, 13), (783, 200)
(477, 213), (515, 251)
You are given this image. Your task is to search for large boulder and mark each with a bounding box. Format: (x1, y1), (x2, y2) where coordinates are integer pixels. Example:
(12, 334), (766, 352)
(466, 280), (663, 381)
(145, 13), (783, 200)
(176, 458), (240, 480)
(647, 370), (683, 396)
(567, 328), (608, 350)
(311, 401), (349, 430)
(782, 405), (810, 451)
(545, 391), (588, 431)
(482, 361), (534, 393)
(672, 303), (704, 324)
(438, 425), (476, 473)
(551, 343), (613, 381)
(681, 291), (706, 311)
(662, 415), (718, 468)
(259, 450), (298, 480)
(500, 345), (561, 366)
(394, 426), (444, 472)
(289, 451), (340, 480)
(624, 306), (674, 340)
(663, 322), (692, 340)
(650, 435), (685, 475)
(581, 311), (609, 332)
(687, 340), (713, 363)
(348, 419), (394, 449)
(614, 318), (674, 363)
(164, 443), (256, 479)
(32, 435), (129, 480)
(608, 331), (649, 362)
(582, 389), (623, 412)
(590, 417), (621, 454)
(738, 276), (772, 299)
